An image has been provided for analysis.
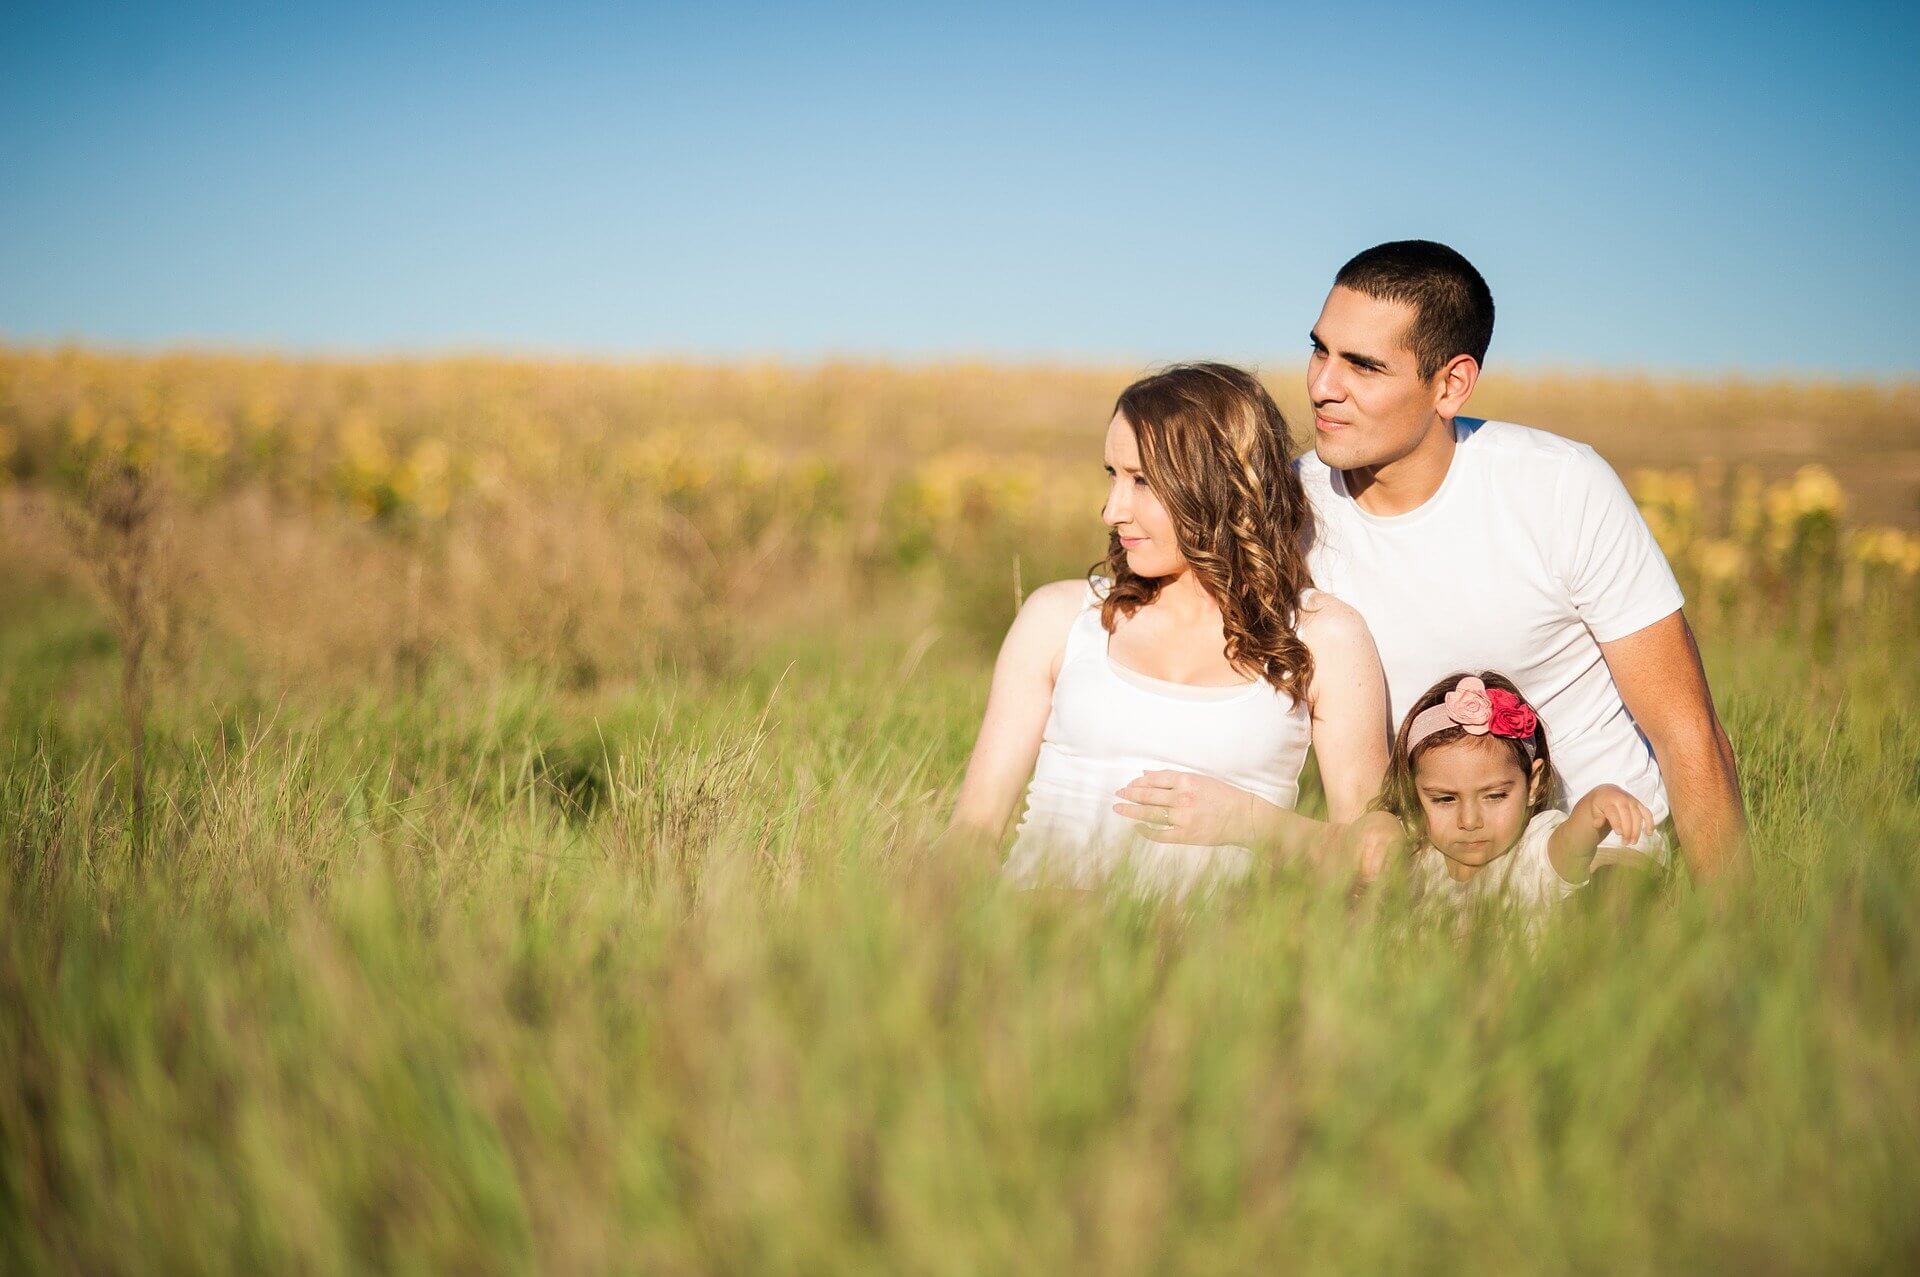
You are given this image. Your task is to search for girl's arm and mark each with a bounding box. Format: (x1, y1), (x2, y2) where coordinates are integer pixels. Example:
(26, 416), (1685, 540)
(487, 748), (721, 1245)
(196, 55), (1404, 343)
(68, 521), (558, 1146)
(1113, 595), (1389, 862)
(944, 580), (1084, 855)
(1547, 784), (1657, 885)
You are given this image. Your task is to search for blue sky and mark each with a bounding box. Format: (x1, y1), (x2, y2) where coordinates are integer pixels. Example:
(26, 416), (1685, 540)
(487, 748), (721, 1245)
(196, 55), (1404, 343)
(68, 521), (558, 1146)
(3, 1), (1916, 373)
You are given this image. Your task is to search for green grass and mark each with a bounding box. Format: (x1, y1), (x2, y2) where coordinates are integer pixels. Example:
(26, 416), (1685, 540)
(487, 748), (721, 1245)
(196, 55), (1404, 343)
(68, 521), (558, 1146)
(3, 588), (1918, 1275)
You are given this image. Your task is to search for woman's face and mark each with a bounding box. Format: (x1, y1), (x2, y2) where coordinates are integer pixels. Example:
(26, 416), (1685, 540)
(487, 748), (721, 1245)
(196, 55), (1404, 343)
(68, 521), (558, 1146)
(1102, 413), (1186, 579)
(1413, 735), (1541, 867)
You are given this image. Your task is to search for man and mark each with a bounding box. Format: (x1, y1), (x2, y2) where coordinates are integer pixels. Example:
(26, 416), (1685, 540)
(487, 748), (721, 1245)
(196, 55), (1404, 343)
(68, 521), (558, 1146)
(1118, 240), (1746, 879)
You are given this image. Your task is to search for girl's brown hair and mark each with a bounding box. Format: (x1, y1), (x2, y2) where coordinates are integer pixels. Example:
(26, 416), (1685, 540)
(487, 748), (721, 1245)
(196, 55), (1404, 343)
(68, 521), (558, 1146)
(1373, 670), (1560, 842)
(1096, 363), (1315, 702)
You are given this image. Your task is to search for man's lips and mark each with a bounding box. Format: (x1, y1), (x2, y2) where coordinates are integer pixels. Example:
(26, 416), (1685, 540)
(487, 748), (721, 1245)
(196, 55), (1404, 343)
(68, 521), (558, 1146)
(1314, 413), (1352, 431)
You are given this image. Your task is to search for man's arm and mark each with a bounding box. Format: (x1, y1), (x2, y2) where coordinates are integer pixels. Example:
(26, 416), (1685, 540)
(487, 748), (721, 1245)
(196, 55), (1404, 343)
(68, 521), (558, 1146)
(1598, 609), (1748, 880)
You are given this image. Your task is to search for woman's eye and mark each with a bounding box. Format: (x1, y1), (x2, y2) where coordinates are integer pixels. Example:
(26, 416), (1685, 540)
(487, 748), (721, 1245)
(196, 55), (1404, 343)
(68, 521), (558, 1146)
(1133, 476), (1148, 487)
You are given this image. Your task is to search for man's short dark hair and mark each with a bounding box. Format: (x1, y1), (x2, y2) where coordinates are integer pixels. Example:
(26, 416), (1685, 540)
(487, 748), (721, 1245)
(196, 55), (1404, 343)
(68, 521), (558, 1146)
(1334, 240), (1494, 379)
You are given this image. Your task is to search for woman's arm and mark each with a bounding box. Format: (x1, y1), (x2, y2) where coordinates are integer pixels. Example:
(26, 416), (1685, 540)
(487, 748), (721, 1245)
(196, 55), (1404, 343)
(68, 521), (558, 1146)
(1547, 784), (1657, 885)
(944, 580), (1084, 853)
(1298, 595), (1392, 825)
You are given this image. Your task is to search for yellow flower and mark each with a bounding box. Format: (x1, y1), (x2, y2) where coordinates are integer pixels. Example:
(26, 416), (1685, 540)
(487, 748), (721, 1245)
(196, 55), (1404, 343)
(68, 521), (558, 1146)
(1693, 538), (1746, 584)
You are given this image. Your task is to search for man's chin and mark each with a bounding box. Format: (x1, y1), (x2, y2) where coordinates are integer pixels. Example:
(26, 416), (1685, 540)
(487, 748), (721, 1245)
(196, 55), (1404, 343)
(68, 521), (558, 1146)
(1312, 430), (1368, 470)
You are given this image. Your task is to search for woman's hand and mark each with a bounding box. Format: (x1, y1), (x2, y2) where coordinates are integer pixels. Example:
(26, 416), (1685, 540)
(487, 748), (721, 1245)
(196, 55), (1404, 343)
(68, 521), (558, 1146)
(1339, 809), (1409, 883)
(1113, 771), (1262, 845)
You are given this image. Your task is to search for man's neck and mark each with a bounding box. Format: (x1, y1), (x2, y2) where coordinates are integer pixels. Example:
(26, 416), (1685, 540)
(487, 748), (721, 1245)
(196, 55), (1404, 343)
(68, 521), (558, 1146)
(1342, 416), (1457, 517)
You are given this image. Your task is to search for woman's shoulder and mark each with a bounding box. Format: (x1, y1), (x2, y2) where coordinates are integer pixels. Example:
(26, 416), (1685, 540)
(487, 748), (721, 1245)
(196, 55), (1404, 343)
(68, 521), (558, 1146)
(996, 579), (1096, 677)
(1022, 576), (1101, 617)
(1294, 589), (1376, 652)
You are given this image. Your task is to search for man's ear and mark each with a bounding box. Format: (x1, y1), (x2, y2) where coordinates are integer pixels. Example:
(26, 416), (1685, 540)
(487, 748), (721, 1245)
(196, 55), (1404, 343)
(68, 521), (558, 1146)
(1433, 353), (1480, 418)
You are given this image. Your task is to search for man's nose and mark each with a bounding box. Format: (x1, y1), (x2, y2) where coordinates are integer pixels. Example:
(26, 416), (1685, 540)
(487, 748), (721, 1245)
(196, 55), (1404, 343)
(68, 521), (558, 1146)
(1308, 358), (1344, 406)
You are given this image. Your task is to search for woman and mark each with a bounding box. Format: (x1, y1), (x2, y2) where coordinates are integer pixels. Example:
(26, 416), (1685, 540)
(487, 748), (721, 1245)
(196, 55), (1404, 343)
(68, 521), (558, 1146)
(947, 363), (1389, 896)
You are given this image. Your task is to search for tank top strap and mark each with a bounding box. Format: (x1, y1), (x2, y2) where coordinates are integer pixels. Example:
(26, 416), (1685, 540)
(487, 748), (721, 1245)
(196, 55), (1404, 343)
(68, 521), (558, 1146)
(1059, 578), (1110, 665)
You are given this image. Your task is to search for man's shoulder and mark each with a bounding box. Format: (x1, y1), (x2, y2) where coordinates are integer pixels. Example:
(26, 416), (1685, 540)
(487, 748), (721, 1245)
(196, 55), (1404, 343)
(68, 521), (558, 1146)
(1458, 418), (1612, 483)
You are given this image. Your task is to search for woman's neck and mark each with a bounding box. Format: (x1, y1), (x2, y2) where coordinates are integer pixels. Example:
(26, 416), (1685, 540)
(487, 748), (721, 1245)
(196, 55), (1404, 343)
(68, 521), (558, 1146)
(1150, 570), (1221, 623)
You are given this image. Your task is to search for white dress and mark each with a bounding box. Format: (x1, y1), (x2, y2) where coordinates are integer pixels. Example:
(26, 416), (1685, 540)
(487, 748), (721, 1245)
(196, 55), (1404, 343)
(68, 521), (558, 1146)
(1412, 808), (1581, 913)
(1002, 580), (1315, 899)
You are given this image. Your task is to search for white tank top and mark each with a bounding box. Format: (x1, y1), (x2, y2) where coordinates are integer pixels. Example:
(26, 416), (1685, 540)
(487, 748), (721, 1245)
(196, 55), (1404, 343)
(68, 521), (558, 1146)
(1003, 579), (1316, 898)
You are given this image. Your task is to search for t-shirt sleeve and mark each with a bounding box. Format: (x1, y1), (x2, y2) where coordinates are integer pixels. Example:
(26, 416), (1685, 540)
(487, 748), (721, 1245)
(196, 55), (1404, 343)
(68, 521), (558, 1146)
(1554, 447), (1685, 643)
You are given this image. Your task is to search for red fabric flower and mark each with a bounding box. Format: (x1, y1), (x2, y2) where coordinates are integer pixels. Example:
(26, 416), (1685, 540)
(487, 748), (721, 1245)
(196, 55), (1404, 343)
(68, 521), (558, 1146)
(1485, 688), (1538, 741)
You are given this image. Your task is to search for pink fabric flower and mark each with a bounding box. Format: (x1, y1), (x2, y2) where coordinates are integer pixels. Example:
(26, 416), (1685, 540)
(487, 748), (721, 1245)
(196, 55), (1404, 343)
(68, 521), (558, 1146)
(1443, 676), (1493, 735)
(1486, 688), (1539, 740)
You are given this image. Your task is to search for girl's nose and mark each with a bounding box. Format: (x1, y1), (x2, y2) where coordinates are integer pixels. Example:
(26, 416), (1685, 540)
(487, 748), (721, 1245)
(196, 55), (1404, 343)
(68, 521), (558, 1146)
(1457, 800), (1483, 831)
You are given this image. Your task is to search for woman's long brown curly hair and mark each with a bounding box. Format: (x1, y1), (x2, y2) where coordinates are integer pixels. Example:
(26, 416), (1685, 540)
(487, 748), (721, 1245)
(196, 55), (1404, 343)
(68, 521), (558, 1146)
(1096, 363), (1315, 703)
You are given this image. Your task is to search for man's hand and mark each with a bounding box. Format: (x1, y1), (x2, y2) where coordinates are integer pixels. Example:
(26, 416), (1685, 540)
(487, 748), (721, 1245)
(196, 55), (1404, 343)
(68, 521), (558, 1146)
(1114, 771), (1259, 846)
(1339, 809), (1408, 884)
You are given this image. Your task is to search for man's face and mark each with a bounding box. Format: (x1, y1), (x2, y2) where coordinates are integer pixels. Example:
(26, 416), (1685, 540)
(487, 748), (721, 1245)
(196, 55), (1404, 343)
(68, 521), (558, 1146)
(1306, 285), (1444, 472)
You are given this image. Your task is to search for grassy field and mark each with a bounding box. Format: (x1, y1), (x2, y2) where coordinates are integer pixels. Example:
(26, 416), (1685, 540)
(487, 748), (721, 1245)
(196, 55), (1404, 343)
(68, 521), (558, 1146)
(3, 350), (1919, 1273)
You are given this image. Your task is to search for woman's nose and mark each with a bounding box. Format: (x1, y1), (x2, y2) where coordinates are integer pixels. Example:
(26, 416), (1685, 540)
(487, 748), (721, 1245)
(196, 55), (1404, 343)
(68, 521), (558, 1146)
(1102, 479), (1127, 526)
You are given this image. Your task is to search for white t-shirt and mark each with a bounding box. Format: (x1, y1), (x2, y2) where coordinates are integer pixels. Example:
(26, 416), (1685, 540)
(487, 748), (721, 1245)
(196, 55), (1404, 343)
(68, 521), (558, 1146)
(1302, 418), (1684, 836)
(1413, 808), (1579, 912)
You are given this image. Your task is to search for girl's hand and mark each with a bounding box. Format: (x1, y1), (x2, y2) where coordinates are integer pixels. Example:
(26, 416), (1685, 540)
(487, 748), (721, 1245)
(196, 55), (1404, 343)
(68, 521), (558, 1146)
(1114, 771), (1259, 846)
(1575, 784), (1656, 847)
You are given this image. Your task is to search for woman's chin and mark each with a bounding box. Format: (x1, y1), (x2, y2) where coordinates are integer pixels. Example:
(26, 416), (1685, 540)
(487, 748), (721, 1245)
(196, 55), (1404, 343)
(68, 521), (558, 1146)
(1123, 549), (1181, 578)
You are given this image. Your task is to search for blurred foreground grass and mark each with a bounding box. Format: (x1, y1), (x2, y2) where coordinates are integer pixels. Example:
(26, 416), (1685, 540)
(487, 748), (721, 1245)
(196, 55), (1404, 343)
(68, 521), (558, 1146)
(2, 350), (1919, 1272)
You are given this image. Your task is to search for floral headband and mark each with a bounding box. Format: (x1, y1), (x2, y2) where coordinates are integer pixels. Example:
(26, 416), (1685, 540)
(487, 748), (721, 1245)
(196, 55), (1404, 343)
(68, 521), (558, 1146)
(1407, 676), (1540, 758)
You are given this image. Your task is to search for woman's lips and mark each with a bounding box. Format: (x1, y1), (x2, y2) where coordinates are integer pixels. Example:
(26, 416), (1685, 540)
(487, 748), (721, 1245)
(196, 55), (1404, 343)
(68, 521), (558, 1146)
(1119, 535), (1147, 548)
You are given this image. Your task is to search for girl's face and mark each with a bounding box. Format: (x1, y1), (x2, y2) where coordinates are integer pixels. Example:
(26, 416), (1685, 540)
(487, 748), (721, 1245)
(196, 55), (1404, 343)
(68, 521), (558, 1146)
(1413, 735), (1543, 867)
(1102, 413), (1186, 579)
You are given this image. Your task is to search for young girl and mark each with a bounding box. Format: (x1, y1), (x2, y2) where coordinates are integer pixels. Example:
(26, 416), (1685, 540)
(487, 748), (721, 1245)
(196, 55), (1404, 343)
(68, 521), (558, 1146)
(945, 363), (1390, 898)
(1375, 671), (1658, 910)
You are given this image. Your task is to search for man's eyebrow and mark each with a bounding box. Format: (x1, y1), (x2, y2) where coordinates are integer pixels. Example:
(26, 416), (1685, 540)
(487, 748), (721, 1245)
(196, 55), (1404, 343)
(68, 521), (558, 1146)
(1309, 329), (1390, 373)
